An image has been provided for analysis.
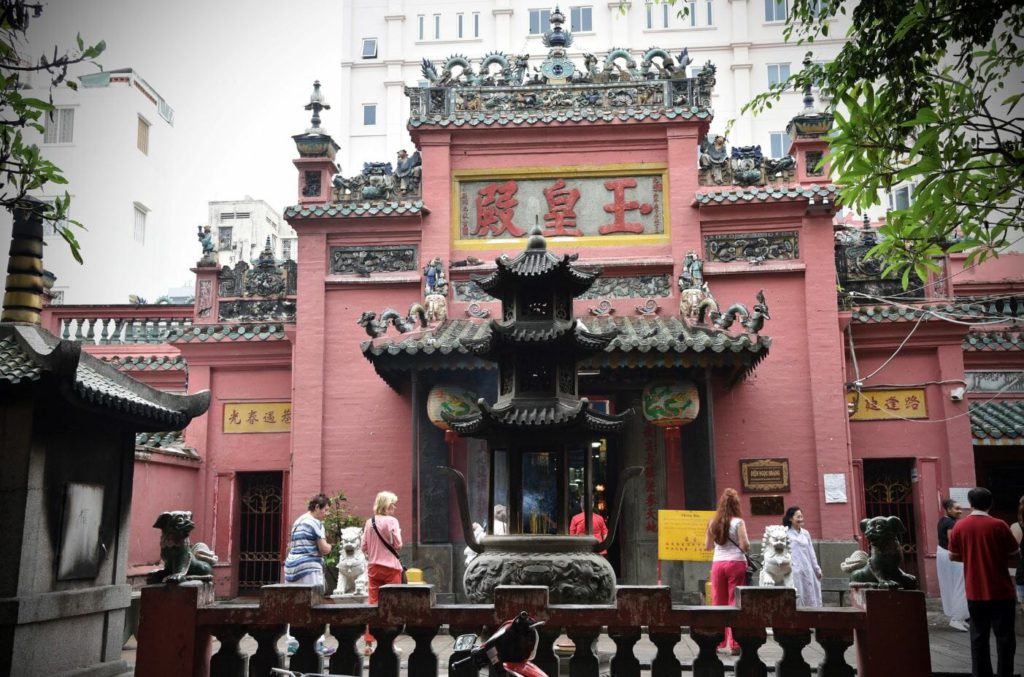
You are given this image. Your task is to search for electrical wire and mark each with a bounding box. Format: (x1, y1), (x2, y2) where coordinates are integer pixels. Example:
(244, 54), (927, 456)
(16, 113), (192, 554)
(855, 313), (927, 383)
(845, 291), (1023, 326)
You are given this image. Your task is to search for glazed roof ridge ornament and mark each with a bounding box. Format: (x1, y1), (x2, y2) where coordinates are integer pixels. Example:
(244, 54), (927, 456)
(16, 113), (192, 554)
(304, 80), (330, 134)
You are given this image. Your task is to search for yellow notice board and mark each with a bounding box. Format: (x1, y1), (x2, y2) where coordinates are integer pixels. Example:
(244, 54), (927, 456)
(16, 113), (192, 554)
(223, 402), (292, 433)
(658, 510), (715, 561)
(846, 388), (927, 421)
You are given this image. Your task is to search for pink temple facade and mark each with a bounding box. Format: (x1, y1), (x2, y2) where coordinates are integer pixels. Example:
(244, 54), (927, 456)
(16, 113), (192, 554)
(42, 48), (1023, 603)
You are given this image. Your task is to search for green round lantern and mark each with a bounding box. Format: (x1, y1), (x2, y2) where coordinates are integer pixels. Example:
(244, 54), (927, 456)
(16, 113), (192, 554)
(427, 385), (478, 431)
(642, 381), (699, 428)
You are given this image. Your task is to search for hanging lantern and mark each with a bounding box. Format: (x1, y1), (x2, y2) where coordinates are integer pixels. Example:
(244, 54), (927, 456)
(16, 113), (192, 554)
(643, 379), (699, 451)
(427, 385), (478, 462)
(642, 381), (700, 428)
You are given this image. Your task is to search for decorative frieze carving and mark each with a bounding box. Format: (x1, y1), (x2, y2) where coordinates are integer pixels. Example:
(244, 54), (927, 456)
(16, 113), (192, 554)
(966, 371), (1024, 393)
(219, 299), (296, 322)
(455, 273), (671, 302)
(197, 280), (213, 319)
(218, 240), (296, 299)
(704, 231), (800, 263)
(329, 245), (418, 276)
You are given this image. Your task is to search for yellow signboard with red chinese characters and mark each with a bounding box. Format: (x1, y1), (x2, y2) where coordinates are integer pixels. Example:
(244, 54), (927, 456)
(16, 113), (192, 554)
(846, 389), (927, 421)
(223, 402), (292, 433)
(658, 509), (715, 561)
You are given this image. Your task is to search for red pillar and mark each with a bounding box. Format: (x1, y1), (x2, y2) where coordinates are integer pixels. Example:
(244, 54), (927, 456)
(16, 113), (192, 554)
(136, 583), (212, 677)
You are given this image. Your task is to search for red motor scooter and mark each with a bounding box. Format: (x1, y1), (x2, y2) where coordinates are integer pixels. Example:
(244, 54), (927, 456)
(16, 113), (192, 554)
(449, 611), (547, 677)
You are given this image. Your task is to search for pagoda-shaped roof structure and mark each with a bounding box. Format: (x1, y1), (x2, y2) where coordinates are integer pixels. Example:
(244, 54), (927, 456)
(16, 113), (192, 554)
(441, 227), (630, 439)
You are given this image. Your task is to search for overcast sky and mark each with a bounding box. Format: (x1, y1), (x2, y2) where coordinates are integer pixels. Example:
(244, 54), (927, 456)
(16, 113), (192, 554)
(27, 0), (345, 234)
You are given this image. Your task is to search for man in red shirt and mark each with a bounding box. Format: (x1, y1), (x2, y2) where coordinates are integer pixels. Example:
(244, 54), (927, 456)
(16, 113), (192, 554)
(570, 500), (609, 555)
(948, 487), (1019, 677)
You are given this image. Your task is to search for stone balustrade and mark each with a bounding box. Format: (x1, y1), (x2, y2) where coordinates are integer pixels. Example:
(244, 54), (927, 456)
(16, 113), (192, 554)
(136, 583), (931, 677)
(41, 305), (193, 345)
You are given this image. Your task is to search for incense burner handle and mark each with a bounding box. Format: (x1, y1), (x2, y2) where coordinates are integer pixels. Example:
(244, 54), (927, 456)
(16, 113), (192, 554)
(595, 466), (645, 554)
(438, 465), (483, 554)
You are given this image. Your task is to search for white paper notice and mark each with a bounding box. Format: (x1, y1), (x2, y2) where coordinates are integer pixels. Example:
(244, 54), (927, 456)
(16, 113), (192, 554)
(824, 473), (848, 504)
(949, 487), (971, 507)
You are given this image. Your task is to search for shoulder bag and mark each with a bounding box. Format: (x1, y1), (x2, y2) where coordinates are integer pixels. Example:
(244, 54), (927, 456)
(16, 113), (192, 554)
(728, 532), (761, 586)
(371, 517), (408, 584)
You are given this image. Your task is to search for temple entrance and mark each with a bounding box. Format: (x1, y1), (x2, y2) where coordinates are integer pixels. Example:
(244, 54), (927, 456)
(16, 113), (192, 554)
(861, 459), (919, 579)
(237, 471), (283, 593)
(973, 445), (1024, 523)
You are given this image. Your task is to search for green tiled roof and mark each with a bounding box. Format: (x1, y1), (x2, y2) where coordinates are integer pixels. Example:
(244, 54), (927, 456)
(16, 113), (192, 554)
(0, 334), (43, 384)
(970, 400), (1024, 444)
(362, 315), (770, 389)
(408, 107), (709, 129)
(104, 355), (187, 371)
(850, 302), (1018, 324)
(136, 430), (199, 458)
(695, 183), (840, 205)
(170, 323), (288, 343)
(284, 200), (426, 219)
(963, 331), (1024, 351)
(0, 324), (209, 430)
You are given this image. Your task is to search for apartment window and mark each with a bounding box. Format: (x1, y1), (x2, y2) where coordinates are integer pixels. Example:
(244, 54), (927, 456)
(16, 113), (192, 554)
(529, 9), (551, 34)
(473, 12), (480, 37)
(42, 107), (74, 144)
(765, 0), (786, 22)
(282, 239), (293, 260)
(570, 6), (592, 31)
(457, 13), (464, 38)
(361, 38), (378, 58)
(706, 0), (714, 24)
(889, 184), (915, 211)
(645, 2), (653, 28)
(418, 15), (425, 40)
(137, 115), (150, 154)
(769, 132), (792, 158)
(363, 104), (377, 126)
(133, 203), (148, 244)
(218, 226), (233, 250)
(236, 211), (250, 219)
(433, 14), (441, 39)
(767, 63), (791, 86)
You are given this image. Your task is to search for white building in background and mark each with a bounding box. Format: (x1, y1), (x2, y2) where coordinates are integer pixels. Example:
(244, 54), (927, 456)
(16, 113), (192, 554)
(337, 0), (852, 173)
(209, 198), (297, 267)
(0, 68), (190, 305)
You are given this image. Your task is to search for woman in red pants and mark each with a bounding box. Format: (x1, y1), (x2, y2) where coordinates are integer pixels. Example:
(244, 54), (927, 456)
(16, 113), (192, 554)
(361, 490), (403, 652)
(705, 487), (750, 654)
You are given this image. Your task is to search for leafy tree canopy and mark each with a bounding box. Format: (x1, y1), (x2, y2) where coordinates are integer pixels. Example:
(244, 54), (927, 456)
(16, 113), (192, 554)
(744, 0), (1023, 285)
(1, 0), (104, 263)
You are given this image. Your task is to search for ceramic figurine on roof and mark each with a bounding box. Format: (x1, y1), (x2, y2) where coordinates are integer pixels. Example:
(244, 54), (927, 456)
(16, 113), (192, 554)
(196, 225), (216, 266)
(714, 289), (771, 335)
(699, 134), (731, 185)
(332, 160), (410, 202)
(423, 257), (449, 323)
(394, 149), (422, 195)
(677, 252), (718, 323)
(731, 145), (764, 186)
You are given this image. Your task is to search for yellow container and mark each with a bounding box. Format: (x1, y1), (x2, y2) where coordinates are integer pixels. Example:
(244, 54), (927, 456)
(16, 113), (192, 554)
(705, 579), (713, 604)
(405, 567), (426, 584)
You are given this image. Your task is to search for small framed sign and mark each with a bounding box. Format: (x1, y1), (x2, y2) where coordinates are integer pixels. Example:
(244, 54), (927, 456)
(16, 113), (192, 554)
(739, 458), (790, 493)
(749, 495), (786, 516)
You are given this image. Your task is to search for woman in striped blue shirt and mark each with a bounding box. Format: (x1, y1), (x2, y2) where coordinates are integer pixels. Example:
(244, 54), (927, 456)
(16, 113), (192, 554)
(283, 494), (332, 592)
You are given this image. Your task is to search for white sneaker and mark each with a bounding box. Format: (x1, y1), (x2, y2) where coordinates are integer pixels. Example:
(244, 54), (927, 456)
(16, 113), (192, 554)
(949, 619), (970, 632)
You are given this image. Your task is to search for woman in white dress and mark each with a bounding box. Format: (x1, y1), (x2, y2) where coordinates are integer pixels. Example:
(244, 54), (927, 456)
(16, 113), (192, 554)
(936, 498), (970, 631)
(783, 506), (822, 607)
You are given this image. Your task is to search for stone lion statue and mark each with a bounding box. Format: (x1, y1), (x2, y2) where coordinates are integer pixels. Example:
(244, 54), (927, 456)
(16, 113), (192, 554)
(333, 526), (368, 596)
(758, 524), (794, 588)
(844, 516), (917, 590)
(149, 510), (218, 584)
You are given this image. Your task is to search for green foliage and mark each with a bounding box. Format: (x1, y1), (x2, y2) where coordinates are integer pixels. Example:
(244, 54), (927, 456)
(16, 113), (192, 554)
(740, 0), (1024, 283)
(321, 490), (365, 573)
(1, 1), (105, 263)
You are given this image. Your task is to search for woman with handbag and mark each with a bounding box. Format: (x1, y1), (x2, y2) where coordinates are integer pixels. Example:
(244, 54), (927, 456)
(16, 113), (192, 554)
(705, 487), (750, 655)
(361, 490), (404, 600)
